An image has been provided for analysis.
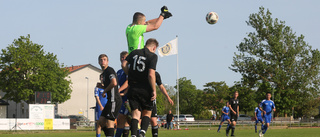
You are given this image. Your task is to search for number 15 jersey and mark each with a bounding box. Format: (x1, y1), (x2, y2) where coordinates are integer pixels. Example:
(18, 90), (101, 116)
(126, 48), (158, 89)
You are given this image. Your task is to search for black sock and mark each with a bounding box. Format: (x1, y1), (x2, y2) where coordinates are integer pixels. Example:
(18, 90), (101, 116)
(226, 124), (231, 131)
(131, 119), (139, 136)
(123, 126), (130, 137)
(152, 125), (158, 137)
(231, 126), (235, 136)
(140, 116), (150, 136)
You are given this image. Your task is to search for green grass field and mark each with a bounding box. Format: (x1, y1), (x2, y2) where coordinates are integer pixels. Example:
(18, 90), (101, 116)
(1, 127), (319, 137)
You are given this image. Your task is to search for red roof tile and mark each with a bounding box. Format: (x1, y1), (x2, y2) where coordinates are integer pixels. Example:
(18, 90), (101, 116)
(66, 64), (90, 72)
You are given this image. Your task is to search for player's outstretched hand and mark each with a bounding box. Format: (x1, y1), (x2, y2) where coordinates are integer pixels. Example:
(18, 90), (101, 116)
(160, 6), (172, 19)
(161, 6), (168, 13)
(164, 12), (172, 19)
(167, 97), (174, 106)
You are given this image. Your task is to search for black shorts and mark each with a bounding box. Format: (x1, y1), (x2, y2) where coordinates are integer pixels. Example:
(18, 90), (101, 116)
(151, 101), (157, 117)
(230, 113), (238, 122)
(101, 99), (122, 121)
(128, 87), (153, 111)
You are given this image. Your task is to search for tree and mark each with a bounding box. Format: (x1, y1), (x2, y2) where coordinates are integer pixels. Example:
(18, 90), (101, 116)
(229, 7), (320, 117)
(229, 82), (256, 115)
(175, 77), (205, 118)
(156, 85), (175, 115)
(203, 81), (230, 115)
(0, 35), (72, 103)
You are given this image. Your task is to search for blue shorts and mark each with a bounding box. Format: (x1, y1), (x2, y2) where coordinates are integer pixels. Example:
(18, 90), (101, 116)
(221, 115), (230, 122)
(256, 116), (263, 123)
(263, 114), (272, 124)
(119, 103), (129, 115)
(119, 96), (129, 115)
(95, 109), (102, 121)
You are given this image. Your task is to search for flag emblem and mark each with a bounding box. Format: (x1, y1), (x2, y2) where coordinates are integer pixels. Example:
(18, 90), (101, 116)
(160, 43), (172, 56)
(157, 38), (178, 57)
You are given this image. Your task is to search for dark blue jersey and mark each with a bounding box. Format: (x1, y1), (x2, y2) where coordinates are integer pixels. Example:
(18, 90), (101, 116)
(117, 69), (127, 92)
(117, 69), (128, 102)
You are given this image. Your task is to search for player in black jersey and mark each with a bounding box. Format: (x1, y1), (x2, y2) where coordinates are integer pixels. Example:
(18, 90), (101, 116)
(226, 91), (239, 137)
(98, 54), (122, 137)
(122, 38), (159, 137)
(150, 71), (174, 137)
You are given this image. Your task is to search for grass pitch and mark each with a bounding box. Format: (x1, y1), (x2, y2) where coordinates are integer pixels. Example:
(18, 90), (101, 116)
(0, 127), (319, 137)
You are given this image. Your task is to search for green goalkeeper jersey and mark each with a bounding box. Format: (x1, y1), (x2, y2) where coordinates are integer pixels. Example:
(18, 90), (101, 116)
(126, 24), (147, 53)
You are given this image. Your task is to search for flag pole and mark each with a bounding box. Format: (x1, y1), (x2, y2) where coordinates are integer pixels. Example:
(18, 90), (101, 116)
(176, 35), (180, 129)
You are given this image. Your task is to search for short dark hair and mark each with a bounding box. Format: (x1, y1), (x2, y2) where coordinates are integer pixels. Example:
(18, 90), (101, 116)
(133, 12), (145, 24)
(98, 54), (108, 61)
(266, 92), (272, 95)
(145, 38), (159, 48)
(120, 51), (128, 57)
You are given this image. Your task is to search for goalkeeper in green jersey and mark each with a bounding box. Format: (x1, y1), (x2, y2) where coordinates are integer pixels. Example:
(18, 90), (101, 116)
(126, 6), (172, 53)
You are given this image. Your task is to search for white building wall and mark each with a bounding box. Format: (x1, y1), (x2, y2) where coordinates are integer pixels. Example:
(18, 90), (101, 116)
(0, 106), (7, 118)
(58, 66), (101, 122)
(0, 92), (29, 118)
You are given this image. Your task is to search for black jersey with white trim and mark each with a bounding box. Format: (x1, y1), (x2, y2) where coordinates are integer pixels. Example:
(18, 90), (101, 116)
(126, 48), (158, 88)
(101, 66), (121, 102)
(229, 98), (239, 113)
(155, 71), (162, 86)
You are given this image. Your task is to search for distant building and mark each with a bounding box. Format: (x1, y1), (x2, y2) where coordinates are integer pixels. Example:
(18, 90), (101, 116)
(0, 64), (102, 121)
(0, 99), (9, 118)
(57, 64), (102, 121)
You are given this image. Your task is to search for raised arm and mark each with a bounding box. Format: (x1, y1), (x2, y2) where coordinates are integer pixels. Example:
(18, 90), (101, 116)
(146, 16), (164, 32)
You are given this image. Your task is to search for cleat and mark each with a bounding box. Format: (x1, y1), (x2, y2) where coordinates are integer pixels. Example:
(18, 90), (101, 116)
(258, 130), (262, 137)
(217, 130), (220, 133)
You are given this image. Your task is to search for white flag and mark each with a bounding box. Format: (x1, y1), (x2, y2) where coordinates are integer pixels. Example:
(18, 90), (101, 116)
(158, 38), (178, 57)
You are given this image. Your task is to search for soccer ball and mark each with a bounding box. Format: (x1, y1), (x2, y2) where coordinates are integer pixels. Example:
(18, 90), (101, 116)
(206, 12), (219, 24)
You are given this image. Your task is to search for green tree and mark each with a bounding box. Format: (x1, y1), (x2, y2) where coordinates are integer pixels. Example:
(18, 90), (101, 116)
(229, 82), (256, 115)
(230, 7), (320, 117)
(175, 77), (204, 119)
(203, 81), (230, 115)
(0, 35), (72, 103)
(156, 85), (176, 115)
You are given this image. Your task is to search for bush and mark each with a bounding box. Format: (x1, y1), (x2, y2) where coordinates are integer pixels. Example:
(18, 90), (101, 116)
(194, 110), (212, 120)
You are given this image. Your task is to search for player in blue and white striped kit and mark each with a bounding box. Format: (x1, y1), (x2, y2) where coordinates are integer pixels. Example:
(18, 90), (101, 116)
(217, 102), (231, 133)
(254, 104), (264, 133)
(259, 92), (276, 137)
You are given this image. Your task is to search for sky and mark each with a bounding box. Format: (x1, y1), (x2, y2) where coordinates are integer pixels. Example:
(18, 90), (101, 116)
(0, 0), (319, 90)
